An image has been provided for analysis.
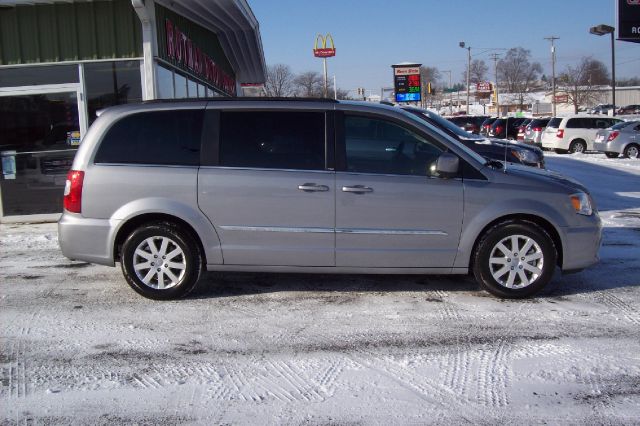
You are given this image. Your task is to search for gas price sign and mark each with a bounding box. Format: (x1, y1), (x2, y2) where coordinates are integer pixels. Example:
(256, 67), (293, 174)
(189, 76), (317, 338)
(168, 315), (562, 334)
(392, 64), (422, 102)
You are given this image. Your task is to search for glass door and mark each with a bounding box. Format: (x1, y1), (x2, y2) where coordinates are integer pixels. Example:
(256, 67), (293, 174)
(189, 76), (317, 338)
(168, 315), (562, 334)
(0, 87), (82, 216)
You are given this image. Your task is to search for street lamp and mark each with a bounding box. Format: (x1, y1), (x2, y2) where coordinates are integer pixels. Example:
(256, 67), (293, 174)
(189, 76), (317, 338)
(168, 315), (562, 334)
(589, 24), (616, 116)
(459, 42), (471, 115)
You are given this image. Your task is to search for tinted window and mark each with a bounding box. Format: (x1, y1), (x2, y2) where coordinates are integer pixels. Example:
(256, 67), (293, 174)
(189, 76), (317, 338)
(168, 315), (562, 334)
(530, 118), (550, 127)
(95, 110), (203, 165)
(219, 111), (325, 170)
(547, 118), (562, 128)
(344, 115), (443, 176)
(566, 118), (587, 128)
(595, 119), (613, 129)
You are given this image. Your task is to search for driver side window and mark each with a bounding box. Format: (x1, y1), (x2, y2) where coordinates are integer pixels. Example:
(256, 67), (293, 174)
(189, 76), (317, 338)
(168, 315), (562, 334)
(344, 115), (443, 176)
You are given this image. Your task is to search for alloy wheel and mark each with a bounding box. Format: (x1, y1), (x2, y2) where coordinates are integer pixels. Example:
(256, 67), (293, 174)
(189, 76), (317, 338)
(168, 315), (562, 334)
(488, 234), (544, 289)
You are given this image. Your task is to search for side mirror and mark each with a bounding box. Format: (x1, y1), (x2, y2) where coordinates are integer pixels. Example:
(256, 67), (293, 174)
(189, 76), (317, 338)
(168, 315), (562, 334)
(435, 152), (459, 179)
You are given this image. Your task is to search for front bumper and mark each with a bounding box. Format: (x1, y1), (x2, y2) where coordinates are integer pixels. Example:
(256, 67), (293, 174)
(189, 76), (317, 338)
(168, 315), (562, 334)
(560, 213), (602, 272)
(58, 213), (120, 266)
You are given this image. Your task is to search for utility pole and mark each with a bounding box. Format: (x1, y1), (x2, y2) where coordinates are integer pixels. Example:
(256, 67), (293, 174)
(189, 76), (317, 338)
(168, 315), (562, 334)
(466, 47), (471, 114)
(490, 53), (500, 116)
(441, 70), (452, 115)
(544, 36), (559, 116)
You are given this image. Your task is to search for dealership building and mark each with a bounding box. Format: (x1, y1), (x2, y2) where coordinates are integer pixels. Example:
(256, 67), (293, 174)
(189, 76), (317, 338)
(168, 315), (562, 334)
(0, 0), (266, 221)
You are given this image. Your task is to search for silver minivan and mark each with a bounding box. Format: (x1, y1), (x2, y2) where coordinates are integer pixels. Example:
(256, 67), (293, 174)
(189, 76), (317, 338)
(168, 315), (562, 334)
(59, 99), (602, 299)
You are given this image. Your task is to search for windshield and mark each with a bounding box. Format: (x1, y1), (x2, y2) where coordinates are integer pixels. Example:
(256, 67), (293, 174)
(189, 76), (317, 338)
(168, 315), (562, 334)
(398, 108), (488, 165)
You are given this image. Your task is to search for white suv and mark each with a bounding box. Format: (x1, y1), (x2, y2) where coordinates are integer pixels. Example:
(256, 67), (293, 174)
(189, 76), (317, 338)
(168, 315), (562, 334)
(541, 115), (622, 153)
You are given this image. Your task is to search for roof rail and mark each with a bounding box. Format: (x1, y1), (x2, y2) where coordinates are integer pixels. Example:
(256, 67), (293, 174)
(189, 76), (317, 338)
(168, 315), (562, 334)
(141, 97), (339, 104)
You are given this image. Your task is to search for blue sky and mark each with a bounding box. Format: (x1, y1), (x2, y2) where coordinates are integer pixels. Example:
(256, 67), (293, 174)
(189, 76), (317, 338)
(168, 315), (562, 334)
(250, 0), (640, 94)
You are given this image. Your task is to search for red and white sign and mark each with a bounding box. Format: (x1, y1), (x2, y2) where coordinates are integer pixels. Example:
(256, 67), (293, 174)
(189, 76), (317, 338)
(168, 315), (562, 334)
(165, 19), (236, 95)
(313, 34), (336, 58)
(476, 82), (492, 93)
(554, 94), (569, 103)
(394, 67), (420, 76)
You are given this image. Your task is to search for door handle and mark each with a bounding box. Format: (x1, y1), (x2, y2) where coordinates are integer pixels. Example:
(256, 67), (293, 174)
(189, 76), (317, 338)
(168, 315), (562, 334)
(298, 183), (329, 192)
(342, 185), (373, 194)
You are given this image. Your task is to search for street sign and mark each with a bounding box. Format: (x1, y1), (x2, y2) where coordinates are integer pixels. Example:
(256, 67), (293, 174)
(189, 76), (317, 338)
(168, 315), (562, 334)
(392, 63), (421, 102)
(554, 94), (569, 103)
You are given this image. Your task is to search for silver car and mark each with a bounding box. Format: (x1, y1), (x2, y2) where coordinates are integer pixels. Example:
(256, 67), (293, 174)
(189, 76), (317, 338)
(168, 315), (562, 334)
(58, 99), (602, 300)
(593, 121), (640, 158)
(523, 118), (551, 146)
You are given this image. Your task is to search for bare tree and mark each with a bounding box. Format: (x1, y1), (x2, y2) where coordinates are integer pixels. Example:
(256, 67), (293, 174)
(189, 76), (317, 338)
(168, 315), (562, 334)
(461, 59), (489, 84)
(264, 64), (295, 97)
(558, 57), (609, 113)
(498, 47), (543, 108)
(293, 71), (324, 97)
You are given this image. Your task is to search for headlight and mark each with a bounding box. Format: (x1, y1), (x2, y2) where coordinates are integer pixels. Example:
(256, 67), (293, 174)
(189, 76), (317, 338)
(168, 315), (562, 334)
(570, 192), (593, 216)
(511, 149), (540, 164)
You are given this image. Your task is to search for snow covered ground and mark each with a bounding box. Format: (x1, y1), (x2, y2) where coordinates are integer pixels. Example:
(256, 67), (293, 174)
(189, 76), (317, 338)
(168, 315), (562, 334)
(1, 153), (639, 424)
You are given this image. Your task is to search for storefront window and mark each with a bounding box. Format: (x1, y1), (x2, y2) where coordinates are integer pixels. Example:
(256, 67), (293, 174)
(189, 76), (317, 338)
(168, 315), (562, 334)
(0, 65), (79, 87)
(156, 65), (174, 99)
(84, 61), (143, 124)
(174, 73), (187, 98)
(187, 79), (197, 99)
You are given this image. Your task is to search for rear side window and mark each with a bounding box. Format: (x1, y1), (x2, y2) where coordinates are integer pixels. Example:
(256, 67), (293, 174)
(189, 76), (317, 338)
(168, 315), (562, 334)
(95, 110), (203, 165)
(219, 111), (325, 170)
(530, 118), (550, 127)
(566, 118), (587, 128)
(547, 118), (562, 128)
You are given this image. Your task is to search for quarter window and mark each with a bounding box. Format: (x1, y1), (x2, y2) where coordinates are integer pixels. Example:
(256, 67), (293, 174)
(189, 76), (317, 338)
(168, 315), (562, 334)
(219, 111), (325, 170)
(344, 115), (443, 176)
(94, 110), (203, 165)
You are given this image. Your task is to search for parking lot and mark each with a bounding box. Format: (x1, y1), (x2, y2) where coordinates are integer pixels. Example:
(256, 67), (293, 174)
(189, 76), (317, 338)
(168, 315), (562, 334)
(1, 153), (639, 424)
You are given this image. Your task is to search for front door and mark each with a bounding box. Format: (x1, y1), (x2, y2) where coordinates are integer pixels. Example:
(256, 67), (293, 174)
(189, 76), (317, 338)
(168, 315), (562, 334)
(335, 114), (463, 268)
(198, 109), (335, 266)
(0, 86), (83, 216)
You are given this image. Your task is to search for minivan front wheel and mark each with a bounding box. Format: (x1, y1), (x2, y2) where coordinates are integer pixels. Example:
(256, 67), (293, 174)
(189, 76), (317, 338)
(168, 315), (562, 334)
(473, 221), (557, 298)
(121, 222), (203, 300)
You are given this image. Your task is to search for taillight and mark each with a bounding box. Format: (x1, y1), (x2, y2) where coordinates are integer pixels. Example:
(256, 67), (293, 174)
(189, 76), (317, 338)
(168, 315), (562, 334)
(495, 126), (504, 134)
(556, 129), (564, 138)
(607, 131), (619, 142)
(533, 127), (542, 132)
(63, 170), (84, 213)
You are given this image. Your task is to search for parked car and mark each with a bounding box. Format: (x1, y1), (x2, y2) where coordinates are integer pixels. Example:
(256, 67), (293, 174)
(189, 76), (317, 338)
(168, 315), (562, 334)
(516, 119), (533, 140)
(593, 120), (640, 158)
(617, 105), (640, 115)
(402, 107), (544, 168)
(589, 104), (616, 115)
(447, 116), (489, 134)
(59, 99), (601, 300)
(480, 117), (498, 136)
(523, 118), (551, 146)
(541, 115), (623, 153)
(488, 117), (527, 140)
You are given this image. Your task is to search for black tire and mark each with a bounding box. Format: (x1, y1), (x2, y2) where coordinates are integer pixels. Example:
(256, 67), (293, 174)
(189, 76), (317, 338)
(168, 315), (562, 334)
(604, 152), (619, 159)
(472, 220), (557, 299)
(623, 144), (640, 159)
(554, 148), (568, 154)
(569, 140), (587, 154)
(120, 222), (203, 300)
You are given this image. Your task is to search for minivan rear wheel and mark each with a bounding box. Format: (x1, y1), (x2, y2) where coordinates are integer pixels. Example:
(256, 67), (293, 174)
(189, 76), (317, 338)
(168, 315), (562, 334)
(121, 222), (203, 300)
(569, 140), (586, 154)
(472, 221), (557, 298)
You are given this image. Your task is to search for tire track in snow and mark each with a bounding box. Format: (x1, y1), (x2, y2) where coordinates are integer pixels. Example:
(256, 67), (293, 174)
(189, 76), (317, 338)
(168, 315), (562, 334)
(593, 291), (640, 325)
(352, 349), (478, 423)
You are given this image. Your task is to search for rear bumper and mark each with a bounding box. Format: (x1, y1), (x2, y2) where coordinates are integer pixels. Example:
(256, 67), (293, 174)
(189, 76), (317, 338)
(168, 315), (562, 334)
(560, 214), (602, 272)
(58, 213), (119, 266)
(593, 140), (624, 154)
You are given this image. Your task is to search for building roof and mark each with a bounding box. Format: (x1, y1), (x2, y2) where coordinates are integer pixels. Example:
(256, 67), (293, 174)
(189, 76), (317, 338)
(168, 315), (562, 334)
(2, 0), (267, 85)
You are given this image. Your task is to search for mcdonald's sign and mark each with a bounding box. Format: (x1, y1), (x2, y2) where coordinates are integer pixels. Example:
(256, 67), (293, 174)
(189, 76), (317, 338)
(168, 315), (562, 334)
(313, 34), (336, 57)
